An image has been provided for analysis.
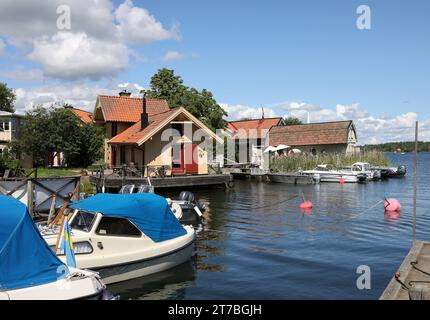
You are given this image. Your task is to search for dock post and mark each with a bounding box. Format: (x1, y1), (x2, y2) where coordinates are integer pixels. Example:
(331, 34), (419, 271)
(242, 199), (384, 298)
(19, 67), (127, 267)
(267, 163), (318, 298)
(413, 121), (418, 243)
(27, 179), (34, 217)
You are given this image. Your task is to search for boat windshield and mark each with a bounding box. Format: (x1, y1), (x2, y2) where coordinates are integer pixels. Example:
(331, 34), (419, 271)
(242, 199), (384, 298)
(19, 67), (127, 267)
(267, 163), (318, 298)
(69, 211), (97, 232)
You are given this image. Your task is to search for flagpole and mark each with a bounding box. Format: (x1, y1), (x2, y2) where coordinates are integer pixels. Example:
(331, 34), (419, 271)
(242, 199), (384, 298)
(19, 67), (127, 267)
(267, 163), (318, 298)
(412, 121), (418, 243)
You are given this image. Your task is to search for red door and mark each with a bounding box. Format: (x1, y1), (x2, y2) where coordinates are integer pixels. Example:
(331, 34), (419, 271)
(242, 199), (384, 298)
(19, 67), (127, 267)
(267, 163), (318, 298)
(172, 143), (199, 175)
(185, 144), (199, 174)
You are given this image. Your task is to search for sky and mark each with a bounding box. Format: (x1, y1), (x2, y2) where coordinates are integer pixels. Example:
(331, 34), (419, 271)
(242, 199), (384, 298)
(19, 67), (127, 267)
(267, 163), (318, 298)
(0, 0), (429, 144)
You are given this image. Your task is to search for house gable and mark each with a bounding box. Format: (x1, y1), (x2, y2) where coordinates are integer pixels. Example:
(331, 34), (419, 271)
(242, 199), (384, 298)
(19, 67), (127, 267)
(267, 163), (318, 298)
(108, 107), (223, 146)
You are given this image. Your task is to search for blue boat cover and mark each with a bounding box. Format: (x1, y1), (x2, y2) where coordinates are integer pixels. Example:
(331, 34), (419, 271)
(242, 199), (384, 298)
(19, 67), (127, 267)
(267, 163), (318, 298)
(0, 195), (67, 290)
(69, 193), (187, 242)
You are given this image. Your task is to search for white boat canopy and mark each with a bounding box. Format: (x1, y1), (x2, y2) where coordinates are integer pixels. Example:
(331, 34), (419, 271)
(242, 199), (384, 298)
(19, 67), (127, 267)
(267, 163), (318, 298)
(274, 144), (290, 151)
(264, 145), (291, 153)
(263, 146), (277, 153)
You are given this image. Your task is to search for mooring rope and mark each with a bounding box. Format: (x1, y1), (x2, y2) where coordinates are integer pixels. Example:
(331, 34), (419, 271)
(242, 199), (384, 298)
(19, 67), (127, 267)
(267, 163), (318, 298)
(343, 199), (385, 221)
(250, 194), (301, 211)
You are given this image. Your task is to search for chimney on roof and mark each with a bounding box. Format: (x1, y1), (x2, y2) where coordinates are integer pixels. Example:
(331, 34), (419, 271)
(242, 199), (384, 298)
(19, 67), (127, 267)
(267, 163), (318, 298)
(141, 90), (149, 130)
(119, 89), (132, 97)
(261, 107), (265, 119)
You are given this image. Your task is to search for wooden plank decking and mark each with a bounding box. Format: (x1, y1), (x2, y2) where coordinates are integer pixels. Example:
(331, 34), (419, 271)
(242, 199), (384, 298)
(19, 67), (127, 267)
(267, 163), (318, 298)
(380, 241), (430, 300)
(90, 174), (233, 191)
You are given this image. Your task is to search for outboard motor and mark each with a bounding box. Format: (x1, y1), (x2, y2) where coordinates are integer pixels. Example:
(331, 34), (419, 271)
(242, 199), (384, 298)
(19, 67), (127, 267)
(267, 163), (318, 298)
(397, 165), (407, 175)
(357, 173), (367, 183)
(179, 191), (196, 203)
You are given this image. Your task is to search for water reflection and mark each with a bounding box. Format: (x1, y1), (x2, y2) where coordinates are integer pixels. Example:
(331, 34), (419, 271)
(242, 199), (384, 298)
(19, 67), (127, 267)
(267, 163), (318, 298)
(108, 260), (197, 300)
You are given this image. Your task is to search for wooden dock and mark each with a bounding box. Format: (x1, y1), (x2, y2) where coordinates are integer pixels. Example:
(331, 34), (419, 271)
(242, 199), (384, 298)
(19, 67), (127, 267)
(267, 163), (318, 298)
(380, 241), (430, 300)
(90, 174), (233, 192)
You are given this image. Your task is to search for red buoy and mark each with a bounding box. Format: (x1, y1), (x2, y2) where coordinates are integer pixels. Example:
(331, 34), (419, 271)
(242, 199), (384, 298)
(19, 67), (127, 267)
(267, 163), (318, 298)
(384, 198), (401, 212)
(299, 201), (313, 209)
(339, 178), (345, 185)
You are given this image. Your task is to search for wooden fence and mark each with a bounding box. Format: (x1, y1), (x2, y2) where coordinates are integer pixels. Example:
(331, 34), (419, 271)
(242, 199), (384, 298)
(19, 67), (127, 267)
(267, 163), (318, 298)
(0, 176), (80, 217)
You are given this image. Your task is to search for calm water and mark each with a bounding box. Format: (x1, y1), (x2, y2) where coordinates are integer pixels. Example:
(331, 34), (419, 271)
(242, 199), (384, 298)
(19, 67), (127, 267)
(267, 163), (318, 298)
(108, 153), (430, 300)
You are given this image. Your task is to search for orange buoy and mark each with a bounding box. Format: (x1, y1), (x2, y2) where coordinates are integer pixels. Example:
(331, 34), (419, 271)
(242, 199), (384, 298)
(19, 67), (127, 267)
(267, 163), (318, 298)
(339, 178), (345, 185)
(384, 198), (401, 212)
(299, 201), (313, 209)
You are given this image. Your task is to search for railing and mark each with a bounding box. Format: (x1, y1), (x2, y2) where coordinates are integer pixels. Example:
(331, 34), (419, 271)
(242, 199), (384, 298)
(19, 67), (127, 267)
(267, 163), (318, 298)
(91, 164), (173, 179)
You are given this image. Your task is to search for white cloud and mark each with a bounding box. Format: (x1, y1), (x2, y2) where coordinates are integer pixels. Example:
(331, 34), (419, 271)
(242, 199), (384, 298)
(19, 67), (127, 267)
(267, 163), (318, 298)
(1, 66), (44, 82)
(115, 0), (180, 44)
(13, 82), (144, 113)
(117, 82), (145, 96)
(0, 0), (116, 44)
(0, 0), (180, 80)
(220, 103), (278, 120)
(27, 32), (128, 80)
(162, 51), (185, 61)
(223, 101), (430, 144)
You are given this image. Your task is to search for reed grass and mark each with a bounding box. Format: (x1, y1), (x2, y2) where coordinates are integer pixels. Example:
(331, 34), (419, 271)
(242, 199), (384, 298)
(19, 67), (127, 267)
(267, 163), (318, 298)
(270, 150), (391, 173)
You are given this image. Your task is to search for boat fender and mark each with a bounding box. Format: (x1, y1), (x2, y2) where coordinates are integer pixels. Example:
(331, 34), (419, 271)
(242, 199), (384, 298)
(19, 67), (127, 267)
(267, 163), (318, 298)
(171, 202), (183, 220)
(384, 198), (401, 212)
(299, 201), (313, 209)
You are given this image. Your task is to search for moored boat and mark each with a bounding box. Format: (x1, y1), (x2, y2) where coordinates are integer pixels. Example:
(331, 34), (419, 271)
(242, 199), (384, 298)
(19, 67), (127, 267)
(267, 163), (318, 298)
(0, 195), (110, 300)
(341, 162), (381, 181)
(40, 193), (196, 285)
(379, 165), (407, 179)
(303, 165), (366, 183)
(267, 172), (319, 185)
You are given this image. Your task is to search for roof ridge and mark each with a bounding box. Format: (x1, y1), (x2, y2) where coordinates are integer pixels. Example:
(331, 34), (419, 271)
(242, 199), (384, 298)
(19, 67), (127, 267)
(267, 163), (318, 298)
(98, 95), (166, 101)
(228, 117), (282, 123)
(72, 107), (92, 114)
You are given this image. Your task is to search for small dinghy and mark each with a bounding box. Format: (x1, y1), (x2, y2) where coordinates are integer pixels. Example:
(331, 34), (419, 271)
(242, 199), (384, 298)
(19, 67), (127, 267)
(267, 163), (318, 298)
(0, 195), (110, 300)
(41, 193), (196, 285)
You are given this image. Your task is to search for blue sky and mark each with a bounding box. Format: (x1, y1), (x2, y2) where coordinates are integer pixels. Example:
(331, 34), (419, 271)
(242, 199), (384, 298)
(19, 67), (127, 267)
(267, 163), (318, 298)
(0, 0), (429, 143)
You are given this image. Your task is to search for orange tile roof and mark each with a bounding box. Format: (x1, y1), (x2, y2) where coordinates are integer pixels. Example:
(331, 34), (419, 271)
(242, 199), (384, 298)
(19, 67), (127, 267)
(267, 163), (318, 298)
(109, 108), (179, 144)
(269, 121), (354, 146)
(71, 108), (93, 124)
(98, 95), (170, 123)
(227, 118), (282, 139)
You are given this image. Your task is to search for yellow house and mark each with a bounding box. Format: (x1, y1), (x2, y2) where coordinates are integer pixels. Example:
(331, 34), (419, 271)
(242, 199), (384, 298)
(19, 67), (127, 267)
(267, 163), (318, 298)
(93, 92), (222, 176)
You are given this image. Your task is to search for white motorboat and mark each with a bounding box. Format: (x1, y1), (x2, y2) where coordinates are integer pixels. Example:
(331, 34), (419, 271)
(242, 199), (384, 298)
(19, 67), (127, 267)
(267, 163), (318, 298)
(0, 195), (110, 300)
(341, 162), (381, 181)
(41, 193), (196, 285)
(303, 164), (367, 183)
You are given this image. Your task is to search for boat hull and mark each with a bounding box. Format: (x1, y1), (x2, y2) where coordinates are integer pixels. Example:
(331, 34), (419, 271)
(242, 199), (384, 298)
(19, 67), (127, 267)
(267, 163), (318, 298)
(302, 171), (359, 183)
(1, 268), (106, 300)
(267, 173), (316, 185)
(93, 240), (195, 285)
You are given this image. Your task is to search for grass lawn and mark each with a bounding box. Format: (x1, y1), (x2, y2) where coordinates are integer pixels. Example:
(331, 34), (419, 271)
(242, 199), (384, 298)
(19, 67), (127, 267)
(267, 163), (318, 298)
(26, 167), (82, 177)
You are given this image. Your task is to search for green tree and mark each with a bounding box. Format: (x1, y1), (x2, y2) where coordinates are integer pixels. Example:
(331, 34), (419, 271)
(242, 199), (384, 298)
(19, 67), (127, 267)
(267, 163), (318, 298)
(147, 68), (227, 131)
(0, 82), (16, 113)
(282, 117), (303, 126)
(11, 105), (103, 167)
(65, 123), (104, 168)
